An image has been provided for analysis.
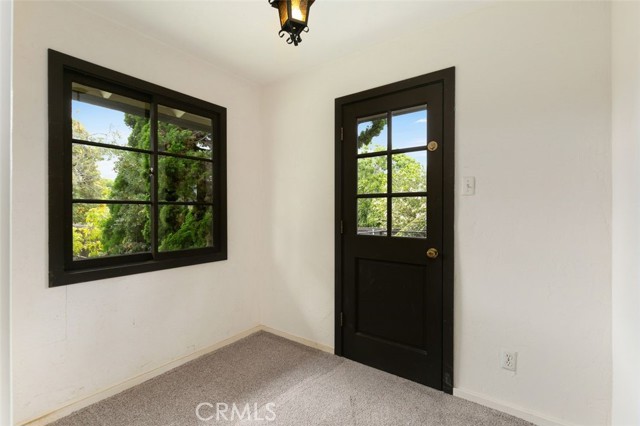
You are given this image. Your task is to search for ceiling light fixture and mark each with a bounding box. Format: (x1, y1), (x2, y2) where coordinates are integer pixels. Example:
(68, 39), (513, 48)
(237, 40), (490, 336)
(268, 0), (316, 46)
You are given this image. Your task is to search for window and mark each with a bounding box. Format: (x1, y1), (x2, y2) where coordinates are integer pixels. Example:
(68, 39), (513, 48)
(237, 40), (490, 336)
(48, 50), (227, 286)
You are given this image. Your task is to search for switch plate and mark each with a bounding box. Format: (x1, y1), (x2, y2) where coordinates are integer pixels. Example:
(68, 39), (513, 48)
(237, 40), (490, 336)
(462, 176), (476, 196)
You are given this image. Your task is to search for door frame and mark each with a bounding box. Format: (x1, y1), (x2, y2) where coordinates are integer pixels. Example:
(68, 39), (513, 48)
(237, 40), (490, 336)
(334, 68), (455, 394)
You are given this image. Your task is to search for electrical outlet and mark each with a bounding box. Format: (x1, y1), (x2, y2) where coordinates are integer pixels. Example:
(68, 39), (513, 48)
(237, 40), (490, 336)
(501, 350), (517, 372)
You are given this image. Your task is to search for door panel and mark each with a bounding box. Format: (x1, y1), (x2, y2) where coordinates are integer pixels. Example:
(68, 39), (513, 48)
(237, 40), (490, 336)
(356, 258), (426, 348)
(336, 71), (454, 392)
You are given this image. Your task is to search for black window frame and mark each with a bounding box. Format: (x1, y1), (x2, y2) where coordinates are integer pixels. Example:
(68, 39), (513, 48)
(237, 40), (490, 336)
(48, 50), (227, 287)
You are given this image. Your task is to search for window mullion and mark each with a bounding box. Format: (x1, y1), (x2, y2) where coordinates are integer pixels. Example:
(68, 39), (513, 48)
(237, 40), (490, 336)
(151, 101), (159, 258)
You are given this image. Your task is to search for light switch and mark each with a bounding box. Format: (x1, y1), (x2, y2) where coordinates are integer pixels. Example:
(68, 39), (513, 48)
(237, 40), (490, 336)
(462, 176), (476, 196)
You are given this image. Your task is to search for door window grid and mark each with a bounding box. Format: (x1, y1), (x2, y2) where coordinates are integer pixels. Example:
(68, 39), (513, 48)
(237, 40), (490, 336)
(356, 105), (428, 238)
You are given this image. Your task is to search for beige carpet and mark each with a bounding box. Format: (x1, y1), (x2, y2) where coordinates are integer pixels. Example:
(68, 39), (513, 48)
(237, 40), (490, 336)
(51, 331), (533, 426)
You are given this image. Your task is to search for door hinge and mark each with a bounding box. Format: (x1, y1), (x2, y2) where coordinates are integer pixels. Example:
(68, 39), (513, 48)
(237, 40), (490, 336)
(340, 127), (343, 141)
(340, 220), (344, 234)
(340, 312), (344, 327)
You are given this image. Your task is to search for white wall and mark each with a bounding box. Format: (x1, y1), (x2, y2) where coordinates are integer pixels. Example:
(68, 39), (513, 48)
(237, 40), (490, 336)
(1, 1), (13, 425)
(611, 2), (640, 425)
(261, 2), (612, 425)
(11, 1), (267, 423)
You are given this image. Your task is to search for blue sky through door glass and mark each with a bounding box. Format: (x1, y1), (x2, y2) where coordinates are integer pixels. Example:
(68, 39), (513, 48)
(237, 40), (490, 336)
(391, 106), (427, 150)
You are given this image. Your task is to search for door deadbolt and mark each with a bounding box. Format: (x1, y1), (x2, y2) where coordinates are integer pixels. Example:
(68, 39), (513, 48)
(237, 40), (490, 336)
(427, 141), (439, 152)
(426, 248), (439, 259)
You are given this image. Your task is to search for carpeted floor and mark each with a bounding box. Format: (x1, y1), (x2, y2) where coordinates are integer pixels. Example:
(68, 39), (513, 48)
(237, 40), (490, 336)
(51, 331), (533, 425)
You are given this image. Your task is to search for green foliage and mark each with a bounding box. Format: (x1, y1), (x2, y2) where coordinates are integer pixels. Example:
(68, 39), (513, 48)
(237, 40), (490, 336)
(159, 205), (212, 251)
(357, 118), (427, 237)
(124, 114), (151, 150)
(357, 155), (387, 195)
(392, 153), (426, 193)
(158, 156), (212, 203)
(101, 204), (151, 255)
(155, 120), (213, 249)
(100, 115), (152, 255)
(392, 197), (426, 237)
(71, 120), (112, 258)
(357, 198), (387, 232)
(158, 121), (212, 158)
(72, 113), (214, 258)
(73, 204), (110, 259)
(357, 118), (386, 150)
(72, 144), (103, 200)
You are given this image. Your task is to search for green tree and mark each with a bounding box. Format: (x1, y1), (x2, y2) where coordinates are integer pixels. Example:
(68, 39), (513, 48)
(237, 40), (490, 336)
(390, 153), (426, 237)
(156, 120), (213, 251)
(72, 120), (107, 217)
(71, 120), (113, 259)
(159, 205), (212, 251)
(73, 204), (110, 258)
(101, 115), (152, 255)
(357, 118), (386, 150)
(357, 118), (427, 237)
(100, 115), (214, 254)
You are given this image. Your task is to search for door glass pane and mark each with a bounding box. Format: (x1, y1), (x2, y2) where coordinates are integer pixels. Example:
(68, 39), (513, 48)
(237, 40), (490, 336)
(72, 203), (151, 260)
(158, 156), (213, 203)
(392, 151), (427, 193)
(391, 105), (427, 150)
(357, 198), (387, 236)
(357, 114), (387, 154)
(358, 155), (387, 194)
(72, 82), (150, 149)
(159, 205), (213, 251)
(72, 144), (151, 201)
(158, 105), (213, 159)
(392, 197), (426, 238)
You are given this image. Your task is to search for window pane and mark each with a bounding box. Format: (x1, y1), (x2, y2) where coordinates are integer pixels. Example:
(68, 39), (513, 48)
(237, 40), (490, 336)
(392, 151), (427, 193)
(72, 144), (150, 201)
(158, 105), (213, 159)
(357, 114), (387, 154)
(72, 203), (151, 260)
(159, 205), (213, 252)
(392, 197), (426, 238)
(158, 156), (213, 203)
(358, 155), (387, 195)
(357, 198), (387, 236)
(391, 105), (427, 150)
(72, 82), (150, 149)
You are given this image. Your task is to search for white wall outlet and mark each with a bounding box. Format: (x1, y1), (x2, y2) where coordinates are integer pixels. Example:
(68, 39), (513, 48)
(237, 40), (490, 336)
(501, 350), (517, 372)
(462, 176), (476, 196)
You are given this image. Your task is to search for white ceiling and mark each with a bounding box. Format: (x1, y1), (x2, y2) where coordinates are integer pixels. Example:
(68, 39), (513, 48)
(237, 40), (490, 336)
(71, 0), (490, 85)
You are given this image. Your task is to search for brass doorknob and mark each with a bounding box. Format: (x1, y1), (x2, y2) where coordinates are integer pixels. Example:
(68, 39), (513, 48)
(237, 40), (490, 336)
(426, 248), (439, 259)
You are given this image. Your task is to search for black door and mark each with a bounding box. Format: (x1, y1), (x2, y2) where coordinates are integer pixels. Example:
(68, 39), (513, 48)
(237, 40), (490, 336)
(335, 69), (454, 393)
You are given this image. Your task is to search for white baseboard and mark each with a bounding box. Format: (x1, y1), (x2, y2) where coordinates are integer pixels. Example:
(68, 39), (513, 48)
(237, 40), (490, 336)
(453, 388), (579, 426)
(260, 326), (334, 354)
